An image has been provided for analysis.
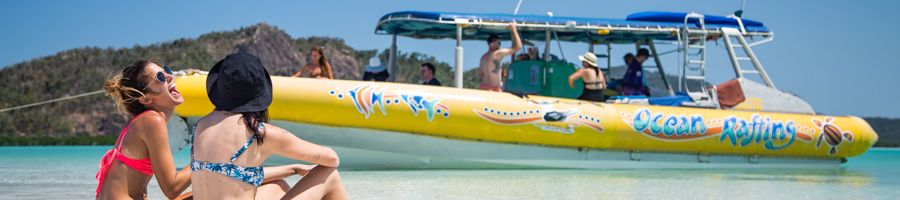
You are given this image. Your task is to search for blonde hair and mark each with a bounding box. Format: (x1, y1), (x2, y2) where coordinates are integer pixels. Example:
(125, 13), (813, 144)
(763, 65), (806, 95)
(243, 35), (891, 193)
(104, 60), (153, 116)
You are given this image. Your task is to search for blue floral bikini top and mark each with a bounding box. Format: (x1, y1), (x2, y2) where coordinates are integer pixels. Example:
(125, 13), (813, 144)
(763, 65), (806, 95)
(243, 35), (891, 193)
(190, 123), (264, 186)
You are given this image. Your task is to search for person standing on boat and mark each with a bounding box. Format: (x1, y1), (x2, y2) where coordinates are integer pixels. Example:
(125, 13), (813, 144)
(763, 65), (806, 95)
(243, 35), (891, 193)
(96, 60), (193, 199)
(420, 62), (441, 86)
(568, 52), (607, 102)
(192, 52), (348, 200)
(623, 53), (635, 66)
(621, 48), (650, 96)
(291, 46), (334, 79)
(478, 22), (522, 92)
(609, 53), (635, 93)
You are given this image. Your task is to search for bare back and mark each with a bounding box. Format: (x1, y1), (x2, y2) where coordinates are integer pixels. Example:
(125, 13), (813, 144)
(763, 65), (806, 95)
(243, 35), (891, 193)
(479, 51), (503, 87)
(191, 112), (268, 200)
(582, 68), (605, 90)
(97, 126), (153, 200)
(98, 110), (191, 200)
(191, 111), (341, 199)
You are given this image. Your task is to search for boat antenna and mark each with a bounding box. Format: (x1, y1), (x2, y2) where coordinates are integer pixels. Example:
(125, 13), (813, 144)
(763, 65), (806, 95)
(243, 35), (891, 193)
(733, 0), (745, 18)
(513, 0), (523, 15)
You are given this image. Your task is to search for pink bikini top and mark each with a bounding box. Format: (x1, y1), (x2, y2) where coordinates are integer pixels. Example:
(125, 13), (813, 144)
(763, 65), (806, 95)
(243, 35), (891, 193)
(95, 111), (154, 197)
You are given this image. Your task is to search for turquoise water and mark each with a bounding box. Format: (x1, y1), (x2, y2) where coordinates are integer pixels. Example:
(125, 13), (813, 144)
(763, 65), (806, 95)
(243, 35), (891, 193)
(1, 146), (898, 199)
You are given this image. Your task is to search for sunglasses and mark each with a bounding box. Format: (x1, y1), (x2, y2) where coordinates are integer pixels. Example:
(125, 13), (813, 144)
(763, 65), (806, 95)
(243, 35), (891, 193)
(153, 65), (174, 83)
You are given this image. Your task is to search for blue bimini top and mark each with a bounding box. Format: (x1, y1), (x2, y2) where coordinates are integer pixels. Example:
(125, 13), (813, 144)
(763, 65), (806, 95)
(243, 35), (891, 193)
(375, 10), (771, 44)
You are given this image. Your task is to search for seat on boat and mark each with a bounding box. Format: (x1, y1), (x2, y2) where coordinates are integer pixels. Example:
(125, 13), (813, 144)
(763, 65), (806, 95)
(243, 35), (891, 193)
(649, 94), (693, 106)
(608, 93), (693, 107)
(715, 79), (745, 108)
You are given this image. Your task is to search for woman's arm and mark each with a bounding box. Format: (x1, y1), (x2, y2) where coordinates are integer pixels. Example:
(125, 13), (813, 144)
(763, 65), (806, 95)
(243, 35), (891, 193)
(597, 69), (607, 89)
(323, 62), (334, 80)
(262, 164), (315, 184)
(568, 69), (583, 88)
(137, 113), (191, 200)
(264, 124), (340, 167)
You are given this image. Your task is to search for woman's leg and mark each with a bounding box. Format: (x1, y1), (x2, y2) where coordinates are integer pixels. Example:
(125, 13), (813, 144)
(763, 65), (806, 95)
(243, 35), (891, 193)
(282, 166), (348, 200)
(255, 179), (290, 199)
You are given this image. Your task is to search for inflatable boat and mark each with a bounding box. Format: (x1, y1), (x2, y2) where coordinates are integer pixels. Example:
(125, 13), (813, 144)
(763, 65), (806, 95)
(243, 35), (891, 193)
(167, 11), (878, 169)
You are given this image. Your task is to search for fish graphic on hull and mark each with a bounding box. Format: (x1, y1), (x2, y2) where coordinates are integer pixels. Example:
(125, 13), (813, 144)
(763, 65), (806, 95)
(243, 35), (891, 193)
(330, 83), (450, 122)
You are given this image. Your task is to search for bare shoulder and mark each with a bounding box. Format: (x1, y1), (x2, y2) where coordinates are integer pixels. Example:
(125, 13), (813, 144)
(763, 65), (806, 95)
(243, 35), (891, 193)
(130, 111), (169, 143)
(262, 124), (292, 142)
(132, 111), (167, 130)
(259, 123), (293, 151)
(570, 68), (583, 75)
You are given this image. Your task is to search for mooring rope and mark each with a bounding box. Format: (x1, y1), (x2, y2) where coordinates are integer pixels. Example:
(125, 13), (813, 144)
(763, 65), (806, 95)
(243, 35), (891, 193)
(0, 70), (205, 113)
(0, 90), (104, 113)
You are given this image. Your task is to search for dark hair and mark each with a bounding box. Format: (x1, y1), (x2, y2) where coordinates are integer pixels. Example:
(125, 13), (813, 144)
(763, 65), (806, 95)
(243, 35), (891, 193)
(637, 48), (650, 57)
(623, 53), (635, 60)
(240, 110), (269, 145)
(421, 63), (436, 75)
(104, 60), (154, 116)
(310, 46), (334, 79)
(487, 34), (500, 44)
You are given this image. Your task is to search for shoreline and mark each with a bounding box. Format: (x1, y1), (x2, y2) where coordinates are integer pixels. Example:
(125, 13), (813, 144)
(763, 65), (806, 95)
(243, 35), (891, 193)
(0, 135), (116, 146)
(0, 136), (897, 148)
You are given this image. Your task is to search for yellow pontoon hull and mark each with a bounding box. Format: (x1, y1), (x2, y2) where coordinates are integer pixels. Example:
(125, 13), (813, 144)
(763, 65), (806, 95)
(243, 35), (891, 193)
(172, 75), (877, 169)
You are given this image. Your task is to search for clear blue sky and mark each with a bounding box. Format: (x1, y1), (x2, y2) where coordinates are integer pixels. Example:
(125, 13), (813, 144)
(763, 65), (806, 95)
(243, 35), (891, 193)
(2, 0), (898, 118)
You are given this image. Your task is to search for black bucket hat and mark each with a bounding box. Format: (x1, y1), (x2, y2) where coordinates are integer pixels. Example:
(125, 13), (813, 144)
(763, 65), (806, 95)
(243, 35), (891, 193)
(206, 52), (272, 112)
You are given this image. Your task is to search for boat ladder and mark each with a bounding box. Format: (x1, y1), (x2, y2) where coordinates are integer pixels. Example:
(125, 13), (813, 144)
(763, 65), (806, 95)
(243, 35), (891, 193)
(679, 13), (717, 108)
(721, 27), (777, 89)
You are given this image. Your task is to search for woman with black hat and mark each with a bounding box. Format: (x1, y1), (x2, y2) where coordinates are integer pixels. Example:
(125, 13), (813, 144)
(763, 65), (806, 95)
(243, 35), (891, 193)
(191, 52), (347, 199)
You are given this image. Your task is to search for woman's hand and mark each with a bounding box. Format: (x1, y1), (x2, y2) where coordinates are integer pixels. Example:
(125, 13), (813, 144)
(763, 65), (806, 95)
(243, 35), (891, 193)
(291, 164), (316, 176)
(262, 164), (314, 184)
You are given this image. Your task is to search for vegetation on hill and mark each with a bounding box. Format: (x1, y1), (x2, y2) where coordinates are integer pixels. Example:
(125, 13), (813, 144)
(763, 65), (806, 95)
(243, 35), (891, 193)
(0, 23), (462, 145)
(864, 117), (900, 147)
(0, 23), (897, 148)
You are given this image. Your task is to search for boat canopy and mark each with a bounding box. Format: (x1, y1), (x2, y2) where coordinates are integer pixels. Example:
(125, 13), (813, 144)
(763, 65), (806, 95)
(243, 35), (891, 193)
(375, 11), (771, 43)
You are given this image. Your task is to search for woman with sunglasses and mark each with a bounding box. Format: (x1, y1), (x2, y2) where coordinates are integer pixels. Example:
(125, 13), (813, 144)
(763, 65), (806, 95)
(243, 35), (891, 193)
(95, 61), (193, 199)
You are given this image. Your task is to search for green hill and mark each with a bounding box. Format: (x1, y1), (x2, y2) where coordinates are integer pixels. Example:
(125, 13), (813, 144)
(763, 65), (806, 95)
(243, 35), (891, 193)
(0, 23), (897, 148)
(863, 117), (900, 147)
(0, 23), (468, 145)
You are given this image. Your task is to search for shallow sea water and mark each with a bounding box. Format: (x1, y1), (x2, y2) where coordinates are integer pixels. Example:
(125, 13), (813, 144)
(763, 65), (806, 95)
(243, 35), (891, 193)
(1, 146), (897, 199)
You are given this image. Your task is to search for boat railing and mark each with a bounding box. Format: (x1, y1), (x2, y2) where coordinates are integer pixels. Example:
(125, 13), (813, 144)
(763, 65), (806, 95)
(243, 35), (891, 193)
(721, 27), (776, 89)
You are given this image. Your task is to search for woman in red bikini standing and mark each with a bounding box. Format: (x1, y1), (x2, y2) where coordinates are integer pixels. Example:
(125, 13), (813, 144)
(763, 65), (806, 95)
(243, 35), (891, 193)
(95, 60), (192, 200)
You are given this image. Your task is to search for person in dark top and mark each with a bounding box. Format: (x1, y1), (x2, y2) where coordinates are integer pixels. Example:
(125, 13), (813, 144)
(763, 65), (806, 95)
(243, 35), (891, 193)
(622, 48), (650, 95)
(610, 53), (635, 93)
(420, 63), (441, 86)
(623, 53), (635, 66)
(568, 52), (606, 102)
(362, 56), (390, 82)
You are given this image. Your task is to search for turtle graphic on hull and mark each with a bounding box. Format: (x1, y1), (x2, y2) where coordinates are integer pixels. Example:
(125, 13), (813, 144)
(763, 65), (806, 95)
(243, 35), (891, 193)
(812, 117), (854, 155)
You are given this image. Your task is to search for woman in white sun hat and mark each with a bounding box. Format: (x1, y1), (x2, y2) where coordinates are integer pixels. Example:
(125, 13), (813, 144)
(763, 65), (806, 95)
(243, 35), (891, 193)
(568, 52), (607, 102)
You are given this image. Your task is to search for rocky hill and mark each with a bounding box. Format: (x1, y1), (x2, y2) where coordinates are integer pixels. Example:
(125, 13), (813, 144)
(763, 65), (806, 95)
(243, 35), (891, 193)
(0, 23), (897, 147)
(0, 23), (456, 141)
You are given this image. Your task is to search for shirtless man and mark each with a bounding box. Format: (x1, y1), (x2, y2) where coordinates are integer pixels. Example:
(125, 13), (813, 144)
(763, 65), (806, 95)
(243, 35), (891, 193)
(478, 22), (521, 91)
